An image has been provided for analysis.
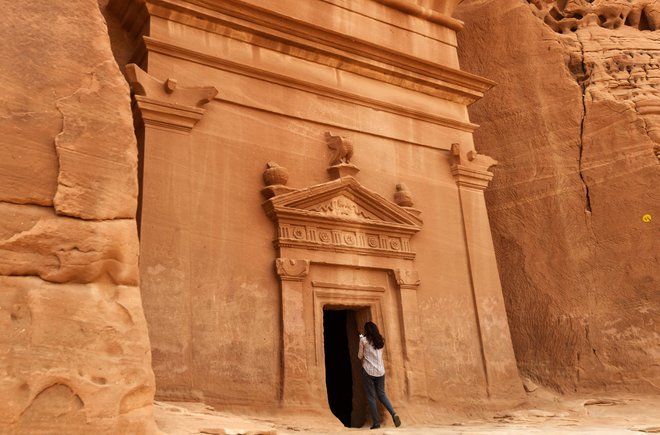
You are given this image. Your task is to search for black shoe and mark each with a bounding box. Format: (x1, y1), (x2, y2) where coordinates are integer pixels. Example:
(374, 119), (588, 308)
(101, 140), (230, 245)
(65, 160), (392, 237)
(370, 424), (380, 429)
(393, 414), (401, 427)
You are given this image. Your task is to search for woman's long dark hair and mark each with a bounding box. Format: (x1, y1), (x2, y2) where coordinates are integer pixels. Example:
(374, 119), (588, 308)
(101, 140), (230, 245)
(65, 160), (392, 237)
(364, 321), (385, 349)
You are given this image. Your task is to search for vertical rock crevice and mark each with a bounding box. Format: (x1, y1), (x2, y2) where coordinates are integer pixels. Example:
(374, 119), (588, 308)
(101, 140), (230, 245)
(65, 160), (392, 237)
(575, 30), (592, 214)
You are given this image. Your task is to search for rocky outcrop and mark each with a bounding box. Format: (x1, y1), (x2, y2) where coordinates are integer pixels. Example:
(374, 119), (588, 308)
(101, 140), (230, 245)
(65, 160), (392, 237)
(0, 0), (156, 433)
(455, 0), (659, 393)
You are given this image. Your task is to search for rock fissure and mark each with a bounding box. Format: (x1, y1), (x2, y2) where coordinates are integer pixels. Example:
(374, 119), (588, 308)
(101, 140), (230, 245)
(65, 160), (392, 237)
(576, 30), (592, 214)
(457, 0), (660, 394)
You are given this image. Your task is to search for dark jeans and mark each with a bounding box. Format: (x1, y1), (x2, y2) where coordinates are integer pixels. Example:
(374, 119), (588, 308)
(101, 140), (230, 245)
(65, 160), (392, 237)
(361, 368), (396, 426)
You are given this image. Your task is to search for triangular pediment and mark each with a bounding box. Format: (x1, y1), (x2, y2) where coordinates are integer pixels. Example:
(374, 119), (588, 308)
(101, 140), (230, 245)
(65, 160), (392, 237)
(263, 177), (422, 259)
(265, 177), (422, 228)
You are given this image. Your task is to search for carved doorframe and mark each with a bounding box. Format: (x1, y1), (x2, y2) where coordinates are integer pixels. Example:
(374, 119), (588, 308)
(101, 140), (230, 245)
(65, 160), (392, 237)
(264, 173), (427, 407)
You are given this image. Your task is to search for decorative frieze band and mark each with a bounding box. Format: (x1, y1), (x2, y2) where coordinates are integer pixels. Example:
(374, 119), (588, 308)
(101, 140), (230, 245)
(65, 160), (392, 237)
(276, 223), (414, 260)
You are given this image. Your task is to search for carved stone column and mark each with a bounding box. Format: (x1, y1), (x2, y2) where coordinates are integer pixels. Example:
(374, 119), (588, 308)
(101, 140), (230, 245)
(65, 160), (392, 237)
(275, 258), (312, 405)
(392, 269), (428, 399)
(450, 144), (524, 398)
(126, 64), (218, 395)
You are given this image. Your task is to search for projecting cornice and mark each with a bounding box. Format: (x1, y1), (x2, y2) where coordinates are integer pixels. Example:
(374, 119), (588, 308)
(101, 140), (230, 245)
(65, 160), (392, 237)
(109, 0), (495, 106)
(372, 0), (464, 30)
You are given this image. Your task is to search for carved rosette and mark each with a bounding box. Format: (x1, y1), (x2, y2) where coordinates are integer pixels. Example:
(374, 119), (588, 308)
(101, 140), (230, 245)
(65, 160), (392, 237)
(277, 224), (413, 259)
(275, 258), (310, 281)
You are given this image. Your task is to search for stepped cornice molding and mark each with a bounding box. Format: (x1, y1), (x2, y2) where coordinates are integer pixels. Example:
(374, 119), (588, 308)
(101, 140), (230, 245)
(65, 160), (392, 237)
(144, 36), (479, 135)
(112, 0), (494, 105)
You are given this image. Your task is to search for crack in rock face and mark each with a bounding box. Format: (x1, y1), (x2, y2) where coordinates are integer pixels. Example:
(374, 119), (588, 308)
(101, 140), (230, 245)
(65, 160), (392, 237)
(456, 0), (660, 394)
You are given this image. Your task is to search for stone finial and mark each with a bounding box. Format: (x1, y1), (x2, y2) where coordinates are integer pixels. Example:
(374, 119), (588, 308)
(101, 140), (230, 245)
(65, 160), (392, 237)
(261, 162), (296, 199)
(325, 132), (359, 179)
(394, 183), (414, 207)
(325, 132), (354, 165)
(263, 162), (289, 186)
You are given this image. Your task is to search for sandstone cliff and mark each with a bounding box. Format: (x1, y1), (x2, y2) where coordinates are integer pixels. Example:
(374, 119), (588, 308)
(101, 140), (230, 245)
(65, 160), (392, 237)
(456, 0), (660, 393)
(0, 1), (157, 432)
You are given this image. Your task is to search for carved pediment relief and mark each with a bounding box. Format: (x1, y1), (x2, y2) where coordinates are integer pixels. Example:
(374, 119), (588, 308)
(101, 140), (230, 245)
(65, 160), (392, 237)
(266, 177), (422, 227)
(263, 177), (422, 259)
(306, 194), (377, 221)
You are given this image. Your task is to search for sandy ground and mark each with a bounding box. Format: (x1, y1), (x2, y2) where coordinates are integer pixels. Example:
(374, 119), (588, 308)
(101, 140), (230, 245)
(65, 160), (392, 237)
(154, 389), (660, 435)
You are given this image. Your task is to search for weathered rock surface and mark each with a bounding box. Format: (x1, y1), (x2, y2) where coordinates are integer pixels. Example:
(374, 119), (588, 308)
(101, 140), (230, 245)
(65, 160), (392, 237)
(0, 202), (139, 285)
(456, 0), (660, 393)
(0, 0), (156, 432)
(0, 2), (138, 220)
(0, 278), (155, 433)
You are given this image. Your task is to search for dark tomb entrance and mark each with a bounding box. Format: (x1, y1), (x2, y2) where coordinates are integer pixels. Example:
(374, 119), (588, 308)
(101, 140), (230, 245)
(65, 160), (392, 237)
(323, 307), (368, 428)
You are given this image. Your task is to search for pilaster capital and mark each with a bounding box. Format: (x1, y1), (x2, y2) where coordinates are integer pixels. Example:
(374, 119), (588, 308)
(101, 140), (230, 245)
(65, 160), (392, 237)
(392, 268), (420, 289)
(125, 63), (218, 133)
(275, 258), (310, 281)
(450, 143), (497, 190)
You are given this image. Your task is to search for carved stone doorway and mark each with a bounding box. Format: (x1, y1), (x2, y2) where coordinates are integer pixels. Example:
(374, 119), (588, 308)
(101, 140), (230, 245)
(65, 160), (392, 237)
(263, 153), (429, 410)
(322, 307), (369, 428)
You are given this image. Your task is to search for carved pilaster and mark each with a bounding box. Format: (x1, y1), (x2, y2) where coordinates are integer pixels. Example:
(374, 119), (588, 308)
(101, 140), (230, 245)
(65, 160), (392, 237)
(449, 143), (497, 190)
(275, 258), (310, 281)
(391, 268), (427, 399)
(126, 63), (217, 133)
(275, 258), (312, 404)
(392, 268), (420, 290)
(449, 143), (524, 398)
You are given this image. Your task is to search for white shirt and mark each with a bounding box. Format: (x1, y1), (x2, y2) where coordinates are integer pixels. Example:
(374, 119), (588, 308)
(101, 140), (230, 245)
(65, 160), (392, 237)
(358, 335), (385, 377)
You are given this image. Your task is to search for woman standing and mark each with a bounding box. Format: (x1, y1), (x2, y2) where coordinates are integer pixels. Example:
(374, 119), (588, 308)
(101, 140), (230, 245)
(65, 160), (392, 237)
(358, 321), (402, 429)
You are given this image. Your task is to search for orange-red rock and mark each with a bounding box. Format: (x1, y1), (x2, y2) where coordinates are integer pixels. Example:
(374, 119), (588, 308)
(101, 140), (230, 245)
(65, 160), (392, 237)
(110, 0), (526, 425)
(0, 0), (156, 432)
(456, 0), (660, 393)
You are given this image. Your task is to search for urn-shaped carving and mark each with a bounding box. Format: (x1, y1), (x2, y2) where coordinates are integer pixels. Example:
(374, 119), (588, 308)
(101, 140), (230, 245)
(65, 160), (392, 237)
(263, 162), (289, 186)
(394, 183), (414, 207)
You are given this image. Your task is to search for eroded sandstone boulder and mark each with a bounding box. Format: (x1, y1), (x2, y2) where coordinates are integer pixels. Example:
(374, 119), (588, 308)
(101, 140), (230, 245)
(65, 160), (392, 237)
(0, 0), (156, 432)
(455, 0), (660, 393)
